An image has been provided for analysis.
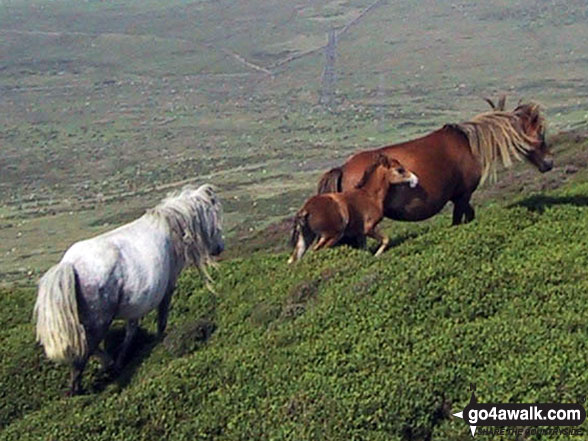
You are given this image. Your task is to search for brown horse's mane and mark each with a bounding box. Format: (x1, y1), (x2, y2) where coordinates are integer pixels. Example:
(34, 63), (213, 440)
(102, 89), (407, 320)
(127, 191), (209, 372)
(450, 102), (545, 184)
(355, 154), (390, 189)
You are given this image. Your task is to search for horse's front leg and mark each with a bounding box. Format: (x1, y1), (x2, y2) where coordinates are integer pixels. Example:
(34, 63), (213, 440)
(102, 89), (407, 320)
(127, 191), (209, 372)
(312, 236), (328, 251)
(157, 287), (174, 339)
(94, 346), (114, 372)
(452, 194), (475, 225)
(463, 202), (475, 223)
(114, 319), (139, 372)
(314, 233), (343, 251)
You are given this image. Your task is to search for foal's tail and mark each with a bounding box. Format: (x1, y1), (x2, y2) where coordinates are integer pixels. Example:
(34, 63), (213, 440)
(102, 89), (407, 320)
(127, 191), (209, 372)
(288, 210), (315, 263)
(33, 262), (88, 364)
(317, 167), (343, 194)
(290, 210), (309, 247)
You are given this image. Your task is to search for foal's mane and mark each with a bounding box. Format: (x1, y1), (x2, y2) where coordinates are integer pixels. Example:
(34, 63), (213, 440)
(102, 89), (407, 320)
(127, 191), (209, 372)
(450, 102), (545, 184)
(355, 155), (390, 189)
(147, 184), (222, 275)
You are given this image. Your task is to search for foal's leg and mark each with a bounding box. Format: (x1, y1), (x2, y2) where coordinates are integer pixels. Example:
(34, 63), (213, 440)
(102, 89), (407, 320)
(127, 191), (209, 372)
(319, 233), (343, 250)
(368, 227), (389, 257)
(157, 288), (174, 339)
(312, 236), (328, 251)
(114, 319), (139, 372)
(300, 232), (342, 255)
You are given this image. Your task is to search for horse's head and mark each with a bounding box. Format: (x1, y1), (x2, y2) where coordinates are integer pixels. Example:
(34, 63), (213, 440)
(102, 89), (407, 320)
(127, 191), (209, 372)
(356, 155), (418, 192)
(515, 103), (553, 173)
(199, 185), (225, 256)
(210, 226), (224, 257)
(208, 216), (224, 257)
(386, 158), (419, 188)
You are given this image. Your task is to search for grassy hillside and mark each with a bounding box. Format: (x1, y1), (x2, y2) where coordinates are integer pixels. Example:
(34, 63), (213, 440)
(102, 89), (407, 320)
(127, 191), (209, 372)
(2, 0), (588, 283)
(2, 0), (588, 439)
(1, 134), (587, 439)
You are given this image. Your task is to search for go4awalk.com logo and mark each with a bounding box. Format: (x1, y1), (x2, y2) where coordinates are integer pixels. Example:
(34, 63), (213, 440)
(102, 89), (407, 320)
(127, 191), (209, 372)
(453, 385), (586, 437)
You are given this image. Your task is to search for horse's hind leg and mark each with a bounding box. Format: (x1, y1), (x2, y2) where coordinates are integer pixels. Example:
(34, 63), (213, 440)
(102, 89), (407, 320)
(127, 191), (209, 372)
(68, 283), (114, 393)
(68, 358), (88, 396)
(69, 339), (105, 394)
(114, 319), (139, 372)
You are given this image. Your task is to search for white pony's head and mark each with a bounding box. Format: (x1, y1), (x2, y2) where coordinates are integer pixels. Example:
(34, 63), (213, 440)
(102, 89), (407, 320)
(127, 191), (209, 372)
(190, 184), (224, 258)
(151, 184), (224, 272)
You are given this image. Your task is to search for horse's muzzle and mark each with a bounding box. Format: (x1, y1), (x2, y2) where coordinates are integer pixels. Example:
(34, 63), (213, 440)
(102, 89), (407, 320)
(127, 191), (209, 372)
(212, 242), (225, 256)
(539, 157), (554, 173)
(408, 173), (419, 188)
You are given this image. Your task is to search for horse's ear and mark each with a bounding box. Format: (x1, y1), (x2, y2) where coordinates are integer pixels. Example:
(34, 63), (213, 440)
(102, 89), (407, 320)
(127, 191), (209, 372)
(497, 94), (507, 111)
(483, 97), (496, 110)
(377, 154), (390, 168)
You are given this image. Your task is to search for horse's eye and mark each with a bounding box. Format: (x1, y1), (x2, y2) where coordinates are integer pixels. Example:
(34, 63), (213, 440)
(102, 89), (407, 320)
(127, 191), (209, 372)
(397, 167), (405, 174)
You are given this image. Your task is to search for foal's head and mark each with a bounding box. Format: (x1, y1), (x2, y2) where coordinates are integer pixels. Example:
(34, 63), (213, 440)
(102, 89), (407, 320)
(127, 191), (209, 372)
(356, 155), (418, 191)
(385, 158), (419, 188)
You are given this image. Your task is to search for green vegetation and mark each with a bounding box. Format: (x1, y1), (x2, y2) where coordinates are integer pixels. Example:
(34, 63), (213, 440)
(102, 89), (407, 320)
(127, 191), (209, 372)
(2, 168), (588, 440)
(2, 0), (588, 439)
(2, 0), (588, 282)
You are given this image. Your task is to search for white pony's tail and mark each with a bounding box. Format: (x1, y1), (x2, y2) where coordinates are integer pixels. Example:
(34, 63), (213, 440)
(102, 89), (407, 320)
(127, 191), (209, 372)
(33, 262), (88, 363)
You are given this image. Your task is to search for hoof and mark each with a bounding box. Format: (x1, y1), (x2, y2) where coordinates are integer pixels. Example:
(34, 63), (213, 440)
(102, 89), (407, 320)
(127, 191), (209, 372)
(374, 247), (387, 257)
(100, 360), (115, 374)
(109, 362), (124, 378)
(64, 388), (82, 397)
(102, 364), (116, 377)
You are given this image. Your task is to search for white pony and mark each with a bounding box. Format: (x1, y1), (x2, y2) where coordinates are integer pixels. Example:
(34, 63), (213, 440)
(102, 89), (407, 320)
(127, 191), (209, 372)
(34, 184), (224, 395)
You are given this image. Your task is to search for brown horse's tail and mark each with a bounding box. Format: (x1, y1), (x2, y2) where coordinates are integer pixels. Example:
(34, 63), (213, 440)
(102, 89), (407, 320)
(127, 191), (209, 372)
(317, 167), (343, 194)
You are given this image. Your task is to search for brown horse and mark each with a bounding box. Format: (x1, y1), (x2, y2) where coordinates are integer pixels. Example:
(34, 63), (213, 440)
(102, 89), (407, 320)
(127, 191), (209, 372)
(317, 101), (553, 225)
(289, 155), (418, 263)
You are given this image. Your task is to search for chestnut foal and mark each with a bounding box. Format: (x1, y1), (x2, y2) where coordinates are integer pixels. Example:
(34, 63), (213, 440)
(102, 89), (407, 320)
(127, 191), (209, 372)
(289, 155), (418, 263)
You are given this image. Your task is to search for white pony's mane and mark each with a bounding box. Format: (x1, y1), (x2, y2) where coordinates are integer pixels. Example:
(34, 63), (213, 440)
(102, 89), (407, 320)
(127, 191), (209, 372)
(147, 184), (222, 275)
